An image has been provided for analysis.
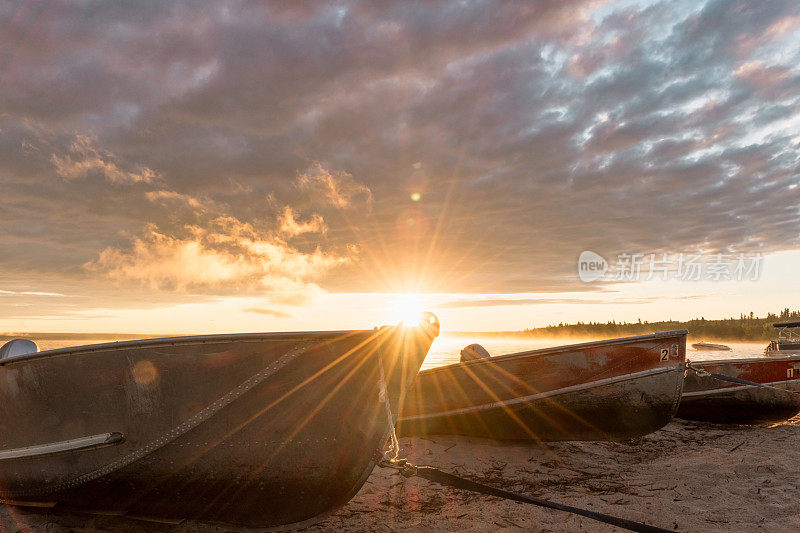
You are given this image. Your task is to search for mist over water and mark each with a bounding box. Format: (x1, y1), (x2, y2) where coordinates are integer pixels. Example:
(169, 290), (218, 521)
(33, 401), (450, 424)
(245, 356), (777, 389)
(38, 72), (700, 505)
(423, 334), (769, 370)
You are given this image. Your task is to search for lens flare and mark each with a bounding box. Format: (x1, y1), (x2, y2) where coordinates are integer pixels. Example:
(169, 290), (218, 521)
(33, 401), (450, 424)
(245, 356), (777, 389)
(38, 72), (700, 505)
(392, 294), (425, 325)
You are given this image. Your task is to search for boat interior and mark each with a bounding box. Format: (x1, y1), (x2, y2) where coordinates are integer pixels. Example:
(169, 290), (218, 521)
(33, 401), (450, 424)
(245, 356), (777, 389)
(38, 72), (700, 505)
(771, 322), (800, 351)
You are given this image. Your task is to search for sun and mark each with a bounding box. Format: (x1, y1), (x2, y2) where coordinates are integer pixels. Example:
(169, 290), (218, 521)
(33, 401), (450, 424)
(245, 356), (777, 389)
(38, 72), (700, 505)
(391, 294), (426, 326)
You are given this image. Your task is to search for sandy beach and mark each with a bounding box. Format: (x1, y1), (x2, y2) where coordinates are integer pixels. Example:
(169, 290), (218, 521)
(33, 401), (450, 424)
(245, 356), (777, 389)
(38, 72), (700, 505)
(2, 416), (798, 532)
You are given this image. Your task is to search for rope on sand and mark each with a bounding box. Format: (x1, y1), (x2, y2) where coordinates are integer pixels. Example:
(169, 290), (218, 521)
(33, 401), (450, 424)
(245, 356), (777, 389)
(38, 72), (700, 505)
(374, 364), (671, 533)
(379, 459), (672, 533)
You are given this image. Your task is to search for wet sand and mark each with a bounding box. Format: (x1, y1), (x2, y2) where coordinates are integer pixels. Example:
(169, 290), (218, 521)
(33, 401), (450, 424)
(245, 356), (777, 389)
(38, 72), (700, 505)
(2, 417), (799, 532)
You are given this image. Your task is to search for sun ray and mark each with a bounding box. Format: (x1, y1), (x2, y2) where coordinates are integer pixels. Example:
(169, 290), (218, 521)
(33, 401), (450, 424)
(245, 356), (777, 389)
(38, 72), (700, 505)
(390, 293), (426, 325)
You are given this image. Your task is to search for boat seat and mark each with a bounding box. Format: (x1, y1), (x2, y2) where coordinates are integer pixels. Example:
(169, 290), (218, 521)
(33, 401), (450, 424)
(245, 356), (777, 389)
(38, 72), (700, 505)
(0, 339), (39, 361)
(460, 343), (491, 363)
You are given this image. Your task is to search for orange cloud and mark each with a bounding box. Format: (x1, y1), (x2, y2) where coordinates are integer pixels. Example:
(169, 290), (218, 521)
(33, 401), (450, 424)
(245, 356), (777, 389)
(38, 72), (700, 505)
(145, 190), (204, 209)
(278, 205), (327, 237)
(51, 135), (157, 184)
(297, 163), (372, 209)
(85, 216), (348, 296)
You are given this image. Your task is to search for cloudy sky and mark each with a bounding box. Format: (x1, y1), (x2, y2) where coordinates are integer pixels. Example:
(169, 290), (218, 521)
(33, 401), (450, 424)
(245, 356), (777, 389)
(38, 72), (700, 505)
(1, 0), (799, 333)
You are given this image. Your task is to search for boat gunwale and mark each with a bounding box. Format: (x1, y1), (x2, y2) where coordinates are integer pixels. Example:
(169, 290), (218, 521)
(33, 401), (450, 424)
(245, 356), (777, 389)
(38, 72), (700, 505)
(399, 364), (684, 421)
(419, 329), (689, 376)
(0, 328), (382, 366)
(688, 354), (800, 366)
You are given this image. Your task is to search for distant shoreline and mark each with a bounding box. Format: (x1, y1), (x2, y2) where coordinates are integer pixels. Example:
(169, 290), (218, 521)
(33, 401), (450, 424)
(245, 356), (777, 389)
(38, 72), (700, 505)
(452, 309), (800, 342)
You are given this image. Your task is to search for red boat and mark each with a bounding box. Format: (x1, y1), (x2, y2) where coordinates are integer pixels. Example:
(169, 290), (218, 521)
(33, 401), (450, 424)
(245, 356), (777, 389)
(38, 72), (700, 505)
(396, 331), (687, 442)
(678, 355), (800, 424)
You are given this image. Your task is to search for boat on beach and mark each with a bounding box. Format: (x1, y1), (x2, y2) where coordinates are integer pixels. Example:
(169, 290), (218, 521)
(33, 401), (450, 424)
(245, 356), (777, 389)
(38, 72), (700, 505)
(677, 355), (800, 424)
(0, 314), (439, 528)
(396, 330), (688, 442)
(764, 321), (800, 356)
(691, 342), (730, 351)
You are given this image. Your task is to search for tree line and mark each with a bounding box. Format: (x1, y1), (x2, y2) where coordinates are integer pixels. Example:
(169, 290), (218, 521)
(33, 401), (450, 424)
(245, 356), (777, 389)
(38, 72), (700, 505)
(520, 308), (800, 341)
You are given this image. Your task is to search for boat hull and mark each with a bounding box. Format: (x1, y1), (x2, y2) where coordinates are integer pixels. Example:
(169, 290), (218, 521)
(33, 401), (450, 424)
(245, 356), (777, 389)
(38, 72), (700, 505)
(677, 356), (800, 424)
(0, 321), (438, 527)
(397, 331), (687, 442)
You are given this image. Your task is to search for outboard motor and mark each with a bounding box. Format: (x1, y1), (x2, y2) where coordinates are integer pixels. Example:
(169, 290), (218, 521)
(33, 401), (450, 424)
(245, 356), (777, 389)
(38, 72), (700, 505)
(460, 343), (490, 363)
(0, 338), (39, 361)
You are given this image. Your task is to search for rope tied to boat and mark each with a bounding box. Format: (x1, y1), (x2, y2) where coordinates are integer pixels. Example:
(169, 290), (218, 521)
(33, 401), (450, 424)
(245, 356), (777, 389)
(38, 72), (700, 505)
(686, 361), (800, 396)
(685, 362), (710, 377)
(377, 355), (401, 464)
(374, 357), (671, 533)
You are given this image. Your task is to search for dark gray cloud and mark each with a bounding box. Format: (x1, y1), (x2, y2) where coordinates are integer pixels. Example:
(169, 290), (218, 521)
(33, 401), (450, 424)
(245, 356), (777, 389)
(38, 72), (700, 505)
(1, 0), (799, 309)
